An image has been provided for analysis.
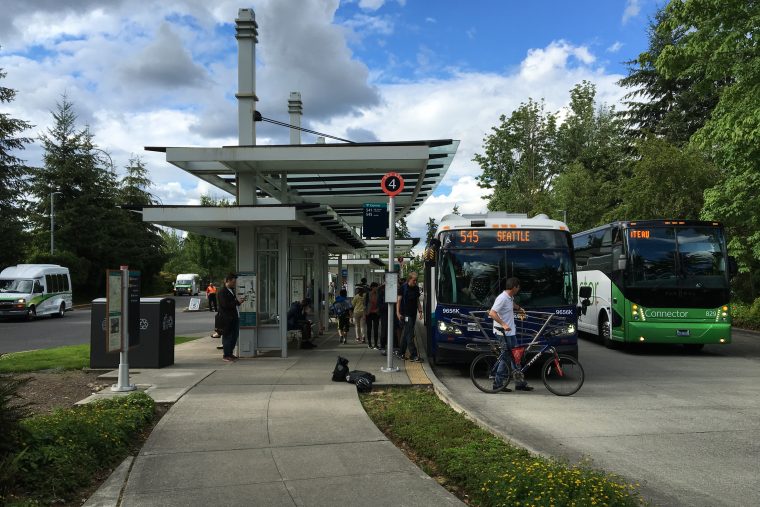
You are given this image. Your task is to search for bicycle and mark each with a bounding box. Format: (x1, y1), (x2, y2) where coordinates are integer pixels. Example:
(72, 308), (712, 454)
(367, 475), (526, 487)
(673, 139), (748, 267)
(452, 310), (585, 396)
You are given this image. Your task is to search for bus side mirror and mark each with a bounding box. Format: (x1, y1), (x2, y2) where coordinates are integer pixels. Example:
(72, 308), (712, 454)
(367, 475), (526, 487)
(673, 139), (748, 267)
(617, 255), (627, 271)
(579, 286), (592, 299)
(578, 299), (590, 316)
(728, 256), (738, 277)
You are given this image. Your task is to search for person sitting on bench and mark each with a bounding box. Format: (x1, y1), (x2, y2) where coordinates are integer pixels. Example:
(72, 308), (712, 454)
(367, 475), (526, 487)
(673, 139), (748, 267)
(288, 298), (314, 348)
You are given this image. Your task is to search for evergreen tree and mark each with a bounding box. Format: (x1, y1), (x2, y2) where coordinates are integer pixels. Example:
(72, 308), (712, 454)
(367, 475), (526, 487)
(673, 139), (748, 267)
(425, 217), (438, 244)
(28, 96), (122, 296)
(617, 8), (720, 145)
(115, 156), (166, 288)
(451, 203), (461, 215)
(0, 65), (33, 267)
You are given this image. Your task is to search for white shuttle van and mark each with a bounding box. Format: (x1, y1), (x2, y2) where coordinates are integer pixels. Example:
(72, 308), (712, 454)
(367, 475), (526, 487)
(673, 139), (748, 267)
(0, 264), (73, 319)
(173, 273), (200, 296)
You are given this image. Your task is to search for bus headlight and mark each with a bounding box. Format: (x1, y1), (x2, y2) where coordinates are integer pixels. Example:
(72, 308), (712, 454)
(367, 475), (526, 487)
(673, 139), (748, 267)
(17, 298), (25, 304)
(438, 321), (463, 335)
(566, 324), (576, 334)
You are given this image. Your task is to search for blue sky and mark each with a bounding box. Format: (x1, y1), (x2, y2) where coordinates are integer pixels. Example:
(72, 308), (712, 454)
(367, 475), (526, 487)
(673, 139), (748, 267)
(0, 0), (659, 238)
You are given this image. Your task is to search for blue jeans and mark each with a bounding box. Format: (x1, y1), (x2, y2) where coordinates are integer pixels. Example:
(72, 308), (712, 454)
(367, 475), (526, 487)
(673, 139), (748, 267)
(398, 316), (418, 359)
(493, 332), (526, 388)
(222, 318), (239, 357)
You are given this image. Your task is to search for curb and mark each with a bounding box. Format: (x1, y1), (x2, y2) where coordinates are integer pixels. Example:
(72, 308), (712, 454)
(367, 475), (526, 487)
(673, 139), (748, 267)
(82, 455), (133, 507)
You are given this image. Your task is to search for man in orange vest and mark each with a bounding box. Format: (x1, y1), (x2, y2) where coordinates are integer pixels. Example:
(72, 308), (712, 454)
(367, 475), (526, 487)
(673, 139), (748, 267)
(206, 281), (218, 312)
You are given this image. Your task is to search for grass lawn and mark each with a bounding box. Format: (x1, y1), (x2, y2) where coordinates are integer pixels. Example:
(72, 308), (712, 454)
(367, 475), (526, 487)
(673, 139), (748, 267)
(0, 336), (201, 373)
(361, 387), (643, 507)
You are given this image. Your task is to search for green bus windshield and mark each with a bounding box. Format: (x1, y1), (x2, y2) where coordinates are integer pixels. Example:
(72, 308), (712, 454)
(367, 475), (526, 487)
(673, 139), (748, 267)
(625, 226), (729, 308)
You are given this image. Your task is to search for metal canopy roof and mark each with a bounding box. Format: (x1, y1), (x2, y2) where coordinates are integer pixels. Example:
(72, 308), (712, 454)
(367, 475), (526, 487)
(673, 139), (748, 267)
(137, 204), (364, 251)
(145, 139), (459, 223)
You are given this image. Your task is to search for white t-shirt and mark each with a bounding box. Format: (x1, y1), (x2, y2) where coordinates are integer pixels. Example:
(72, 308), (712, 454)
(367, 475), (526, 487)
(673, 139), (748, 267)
(490, 291), (515, 336)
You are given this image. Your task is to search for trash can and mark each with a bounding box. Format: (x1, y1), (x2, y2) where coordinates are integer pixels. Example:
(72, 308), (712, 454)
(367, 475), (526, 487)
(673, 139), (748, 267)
(90, 297), (175, 369)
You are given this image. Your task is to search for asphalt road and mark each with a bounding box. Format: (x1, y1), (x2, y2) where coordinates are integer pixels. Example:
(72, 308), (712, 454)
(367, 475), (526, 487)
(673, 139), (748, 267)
(0, 296), (216, 354)
(433, 330), (760, 507)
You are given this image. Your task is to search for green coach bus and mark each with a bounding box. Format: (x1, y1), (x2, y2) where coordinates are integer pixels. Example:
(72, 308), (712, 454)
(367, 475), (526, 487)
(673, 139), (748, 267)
(573, 220), (736, 351)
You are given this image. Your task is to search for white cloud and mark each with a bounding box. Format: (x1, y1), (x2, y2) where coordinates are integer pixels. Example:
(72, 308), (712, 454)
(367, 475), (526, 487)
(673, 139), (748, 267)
(406, 176), (489, 239)
(607, 41), (624, 53)
(622, 0), (642, 24)
(358, 0), (386, 10)
(1, 2), (627, 243)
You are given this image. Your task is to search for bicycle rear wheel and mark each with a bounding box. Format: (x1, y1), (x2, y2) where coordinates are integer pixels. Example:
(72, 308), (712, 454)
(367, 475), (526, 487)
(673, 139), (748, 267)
(470, 353), (510, 393)
(541, 354), (584, 396)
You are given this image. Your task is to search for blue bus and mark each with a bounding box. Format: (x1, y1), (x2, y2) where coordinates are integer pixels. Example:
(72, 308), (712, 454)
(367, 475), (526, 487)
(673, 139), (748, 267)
(423, 212), (579, 363)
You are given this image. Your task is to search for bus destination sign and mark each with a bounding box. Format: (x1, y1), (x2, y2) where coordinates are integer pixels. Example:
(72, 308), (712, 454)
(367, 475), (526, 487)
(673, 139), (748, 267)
(447, 229), (568, 249)
(629, 230), (651, 239)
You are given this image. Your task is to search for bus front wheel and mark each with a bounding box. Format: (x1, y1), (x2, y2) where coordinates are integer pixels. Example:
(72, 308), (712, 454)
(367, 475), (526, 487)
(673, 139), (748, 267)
(600, 315), (618, 349)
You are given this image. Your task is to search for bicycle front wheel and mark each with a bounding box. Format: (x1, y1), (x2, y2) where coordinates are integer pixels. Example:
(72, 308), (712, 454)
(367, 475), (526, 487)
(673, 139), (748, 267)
(470, 353), (510, 394)
(542, 354), (585, 396)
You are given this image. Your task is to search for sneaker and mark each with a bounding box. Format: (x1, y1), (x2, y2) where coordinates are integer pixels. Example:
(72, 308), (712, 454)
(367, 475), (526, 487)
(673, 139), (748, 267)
(223, 356), (234, 362)
(493, 384), (513, 392)
(410, 356), (424, 363)
(515, 385), (534, 392)
(393, 351), (404, 360)
(216, 345), (224, 350)
(230, 354), (239, 360)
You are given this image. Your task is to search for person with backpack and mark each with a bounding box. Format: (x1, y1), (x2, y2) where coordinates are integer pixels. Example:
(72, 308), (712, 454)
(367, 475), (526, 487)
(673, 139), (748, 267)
(364, 282), (381, 349)
(331, 289), (352, 344)
(395, 272), (423, 362)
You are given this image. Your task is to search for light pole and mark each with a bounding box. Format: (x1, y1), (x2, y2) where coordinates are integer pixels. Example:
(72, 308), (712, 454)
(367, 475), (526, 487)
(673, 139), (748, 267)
(50, 191), (63, 255)
(558, 209), (567, 224)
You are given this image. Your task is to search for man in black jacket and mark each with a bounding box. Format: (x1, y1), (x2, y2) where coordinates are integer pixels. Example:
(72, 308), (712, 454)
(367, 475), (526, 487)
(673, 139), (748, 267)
(218, 273), (244, 362)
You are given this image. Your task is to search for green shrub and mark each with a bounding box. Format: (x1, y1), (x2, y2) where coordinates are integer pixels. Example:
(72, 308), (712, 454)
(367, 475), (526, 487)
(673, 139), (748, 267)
(362, 388), (642, 507)
(731, 300), (760, 331)
(0, 376), (32, 501)
(14, 392), (154, 503)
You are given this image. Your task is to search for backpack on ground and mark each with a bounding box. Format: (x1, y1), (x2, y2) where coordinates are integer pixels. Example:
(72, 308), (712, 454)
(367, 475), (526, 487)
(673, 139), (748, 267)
(347, 370), (376, 392)
(332, 356), (350, 382)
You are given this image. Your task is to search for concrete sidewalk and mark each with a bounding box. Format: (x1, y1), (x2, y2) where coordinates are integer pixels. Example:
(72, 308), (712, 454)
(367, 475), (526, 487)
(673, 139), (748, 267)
(92, 331), (460, 506)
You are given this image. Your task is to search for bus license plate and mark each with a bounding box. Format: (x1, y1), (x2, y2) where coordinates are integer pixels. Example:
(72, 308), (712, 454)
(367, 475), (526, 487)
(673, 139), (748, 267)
(677, 329), (690, 337)
(467, 323), (479, 332)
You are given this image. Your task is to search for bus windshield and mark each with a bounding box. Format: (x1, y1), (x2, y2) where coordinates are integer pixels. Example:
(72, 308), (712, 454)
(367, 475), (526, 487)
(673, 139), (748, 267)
(438, 248), (575, 308)
(0, 279), (33, 293)
(627, 226), (727, 289)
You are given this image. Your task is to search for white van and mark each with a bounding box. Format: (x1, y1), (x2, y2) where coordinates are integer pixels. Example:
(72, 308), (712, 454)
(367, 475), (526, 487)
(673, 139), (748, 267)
(0, 264), (73, 319)
(173, 273), (200, 296)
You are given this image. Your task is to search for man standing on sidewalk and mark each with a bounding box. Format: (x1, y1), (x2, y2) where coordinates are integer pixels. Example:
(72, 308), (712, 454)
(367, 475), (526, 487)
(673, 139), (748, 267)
(218, 274), (244, 362)
(395, 272), (423, 362)
(489, 277), (532, 391)
(206, 281), (218, 312)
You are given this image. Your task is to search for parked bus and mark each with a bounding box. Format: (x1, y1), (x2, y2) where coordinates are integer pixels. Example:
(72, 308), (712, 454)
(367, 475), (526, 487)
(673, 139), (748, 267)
(572, 220), (735, 351)
(0, 264), (72, 319)
(424, 212), (579, 363)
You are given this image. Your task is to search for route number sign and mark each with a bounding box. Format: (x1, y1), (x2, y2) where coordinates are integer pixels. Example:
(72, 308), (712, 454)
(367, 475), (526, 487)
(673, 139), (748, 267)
(381, 172), (404, 197)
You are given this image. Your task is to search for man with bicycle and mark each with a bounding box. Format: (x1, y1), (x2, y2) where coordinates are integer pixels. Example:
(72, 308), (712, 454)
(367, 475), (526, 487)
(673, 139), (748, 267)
(489, 277), (533, 392)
